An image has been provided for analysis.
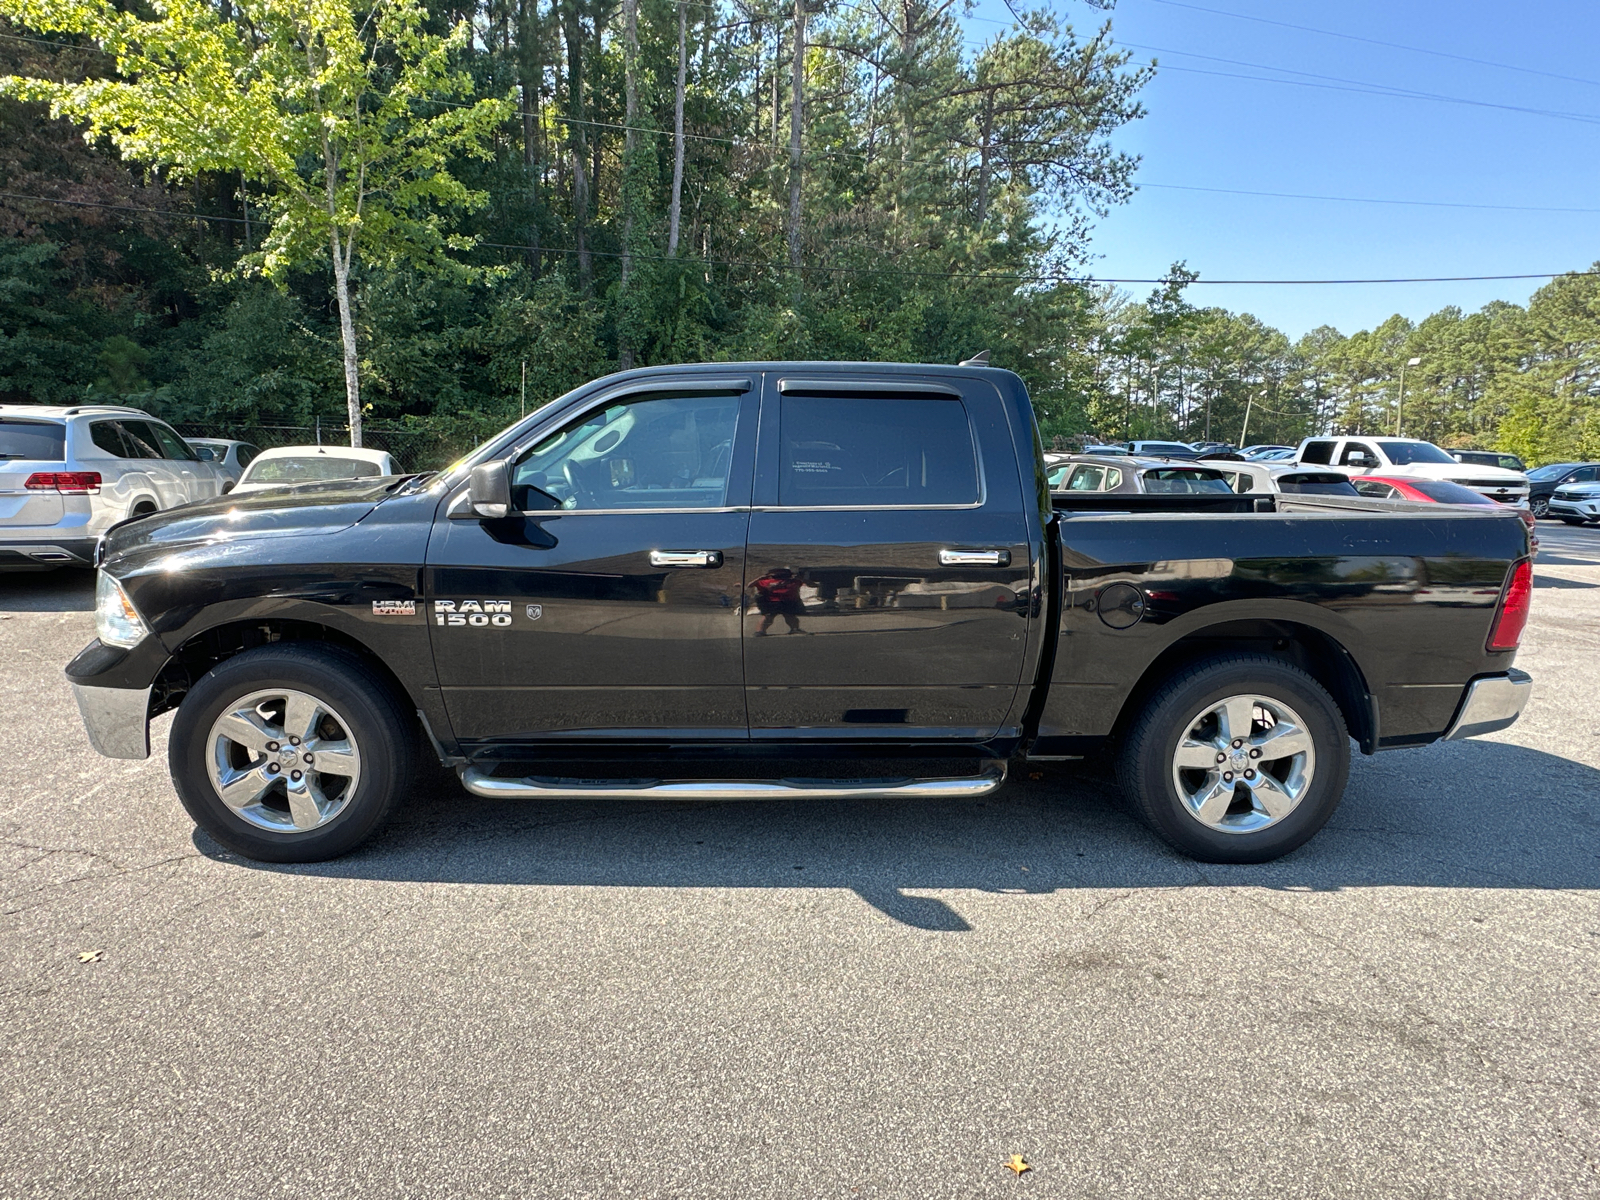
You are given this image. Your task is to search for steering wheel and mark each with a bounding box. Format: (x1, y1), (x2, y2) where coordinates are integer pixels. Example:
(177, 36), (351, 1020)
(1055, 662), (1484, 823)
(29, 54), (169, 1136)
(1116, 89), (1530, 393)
(563, 459), (603, 508)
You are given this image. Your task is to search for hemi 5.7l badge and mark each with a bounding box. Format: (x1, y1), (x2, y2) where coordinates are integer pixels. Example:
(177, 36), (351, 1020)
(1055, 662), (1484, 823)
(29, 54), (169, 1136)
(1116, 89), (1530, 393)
(372, 600), (416, 616)
(435, 599), (514, 627)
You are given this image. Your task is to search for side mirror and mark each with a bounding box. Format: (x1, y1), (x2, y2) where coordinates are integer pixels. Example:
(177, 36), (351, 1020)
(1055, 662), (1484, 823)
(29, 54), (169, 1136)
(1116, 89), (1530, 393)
(468, 461), (512, 519)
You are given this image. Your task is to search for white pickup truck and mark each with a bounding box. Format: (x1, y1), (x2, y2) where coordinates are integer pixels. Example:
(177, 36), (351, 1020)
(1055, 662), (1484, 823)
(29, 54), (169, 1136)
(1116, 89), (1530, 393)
(1294, 435), (1529, 505)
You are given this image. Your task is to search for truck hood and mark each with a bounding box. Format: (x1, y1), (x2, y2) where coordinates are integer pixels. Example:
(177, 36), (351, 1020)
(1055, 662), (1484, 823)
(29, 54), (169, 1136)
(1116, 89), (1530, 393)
(101, 477), (398, 566)
(1376, 463), (1527, 484)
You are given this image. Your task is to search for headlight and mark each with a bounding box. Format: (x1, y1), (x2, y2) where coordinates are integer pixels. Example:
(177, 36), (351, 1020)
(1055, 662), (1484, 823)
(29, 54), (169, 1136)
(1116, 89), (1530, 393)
(95, 571), (148, 648)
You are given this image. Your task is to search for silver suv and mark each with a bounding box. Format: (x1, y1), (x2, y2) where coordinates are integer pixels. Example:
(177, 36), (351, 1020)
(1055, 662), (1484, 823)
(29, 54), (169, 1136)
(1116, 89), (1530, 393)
(0, 405), (228, 569)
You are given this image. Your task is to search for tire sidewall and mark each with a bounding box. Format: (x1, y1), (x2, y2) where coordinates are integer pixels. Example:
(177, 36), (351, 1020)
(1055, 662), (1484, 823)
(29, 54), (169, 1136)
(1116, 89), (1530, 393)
(169, 647), (407, 862)
(1129, 660), (1350, 863)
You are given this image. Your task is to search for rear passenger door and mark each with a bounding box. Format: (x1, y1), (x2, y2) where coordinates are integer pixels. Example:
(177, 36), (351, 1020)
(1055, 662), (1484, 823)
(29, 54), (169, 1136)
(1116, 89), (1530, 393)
(742, 374), (1033, 740)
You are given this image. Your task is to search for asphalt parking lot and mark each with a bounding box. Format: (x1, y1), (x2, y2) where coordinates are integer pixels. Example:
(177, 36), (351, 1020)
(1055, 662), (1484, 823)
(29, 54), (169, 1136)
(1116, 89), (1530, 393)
(2, 525), (1598, 1199)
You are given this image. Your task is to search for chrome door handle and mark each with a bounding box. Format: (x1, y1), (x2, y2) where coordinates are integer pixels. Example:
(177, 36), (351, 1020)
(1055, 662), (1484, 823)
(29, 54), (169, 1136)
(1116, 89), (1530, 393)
(650, 549), (723, 568)
(940, 548), (1009, 566)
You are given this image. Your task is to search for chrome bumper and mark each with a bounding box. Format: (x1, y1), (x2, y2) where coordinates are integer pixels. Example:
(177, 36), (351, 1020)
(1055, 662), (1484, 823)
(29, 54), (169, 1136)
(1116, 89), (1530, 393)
(70, 683), (152, 760)
(1443, 669), (1532, 741)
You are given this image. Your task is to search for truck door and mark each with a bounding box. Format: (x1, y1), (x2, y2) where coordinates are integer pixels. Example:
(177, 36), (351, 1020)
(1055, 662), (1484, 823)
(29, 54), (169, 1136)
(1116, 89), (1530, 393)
(426, 378), (757, 742)
(742, 374), (1033, 741)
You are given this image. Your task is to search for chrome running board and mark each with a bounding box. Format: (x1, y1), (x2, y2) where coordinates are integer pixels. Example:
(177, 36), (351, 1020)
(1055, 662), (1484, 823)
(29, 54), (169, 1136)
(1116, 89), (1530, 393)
(458, 760), (1008, 801)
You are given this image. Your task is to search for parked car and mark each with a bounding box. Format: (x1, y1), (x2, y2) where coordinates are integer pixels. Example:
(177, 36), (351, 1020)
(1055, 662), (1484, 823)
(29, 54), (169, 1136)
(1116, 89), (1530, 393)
(1242, 444), (1294, 459)
(1297, 435), (1528, 505)
(1525, 461), (1600, 518)
(1, 404), (228, 569)
(1188, 440), (1236, 456)
(1125, 439), (1201, 459)
(70, 361), (1533, 869)
(1049, 454), (1235, 494)
(1547, 479), (1600, 525)
(231, 446), (399, 495)
(185, 438), (262, 490)
(1353, 476), (1539, 549)
(1450, 450), (1527, 473)
(1206, 461), (1361, 496)
(1248, 447), (1297, 461)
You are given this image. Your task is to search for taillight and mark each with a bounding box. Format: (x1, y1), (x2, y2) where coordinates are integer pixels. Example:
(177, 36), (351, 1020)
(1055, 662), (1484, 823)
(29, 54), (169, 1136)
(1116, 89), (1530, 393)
(1486, 559), (1532, 652)
(23, 471), (101, 493)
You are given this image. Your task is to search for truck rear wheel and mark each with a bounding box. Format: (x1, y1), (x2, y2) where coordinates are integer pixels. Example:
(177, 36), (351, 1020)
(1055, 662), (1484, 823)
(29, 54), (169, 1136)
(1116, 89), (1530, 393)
(1117, 653), (1350, 863)
(168, 644), (416, 862)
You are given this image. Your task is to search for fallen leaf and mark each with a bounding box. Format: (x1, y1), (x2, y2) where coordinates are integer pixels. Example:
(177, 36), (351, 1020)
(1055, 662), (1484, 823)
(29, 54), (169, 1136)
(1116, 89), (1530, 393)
(1003, 1154), (1031, 1175)
(77, 950), (102, 963)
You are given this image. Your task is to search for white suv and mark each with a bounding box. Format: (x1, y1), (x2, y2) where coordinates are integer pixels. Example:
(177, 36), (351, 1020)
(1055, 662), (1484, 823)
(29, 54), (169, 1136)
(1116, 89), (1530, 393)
(1296, 436), (1529, 505)
(0, 405), (228, 569)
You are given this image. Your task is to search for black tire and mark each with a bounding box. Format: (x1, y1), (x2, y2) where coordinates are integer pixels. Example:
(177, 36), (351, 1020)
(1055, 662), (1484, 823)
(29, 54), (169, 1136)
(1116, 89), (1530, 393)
(1116, 653), (1350, 864)
(169, 643), (416, 862)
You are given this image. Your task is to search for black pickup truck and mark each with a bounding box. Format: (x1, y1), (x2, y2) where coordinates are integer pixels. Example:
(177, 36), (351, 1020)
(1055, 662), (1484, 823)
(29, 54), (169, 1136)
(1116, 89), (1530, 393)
(67, 362), (1534, 865)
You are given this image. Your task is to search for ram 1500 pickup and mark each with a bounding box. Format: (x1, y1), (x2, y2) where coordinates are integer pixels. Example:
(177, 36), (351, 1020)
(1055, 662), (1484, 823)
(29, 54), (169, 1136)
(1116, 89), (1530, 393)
(66, 363), (1534, 864)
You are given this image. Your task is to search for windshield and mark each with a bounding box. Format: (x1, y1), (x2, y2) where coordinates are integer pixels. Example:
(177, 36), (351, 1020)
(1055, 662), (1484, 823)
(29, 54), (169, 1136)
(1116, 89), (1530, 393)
(1137, 442), (1194, 455)
(0, 419), (65, 461)
(1528, 463), (1578, 480)
(243, 456), (384, 484)
(1380, 440), (1456, 465)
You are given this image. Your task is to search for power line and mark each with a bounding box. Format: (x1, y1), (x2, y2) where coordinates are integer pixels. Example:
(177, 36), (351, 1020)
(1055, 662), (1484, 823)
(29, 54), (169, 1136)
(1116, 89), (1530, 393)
(1128, 44), (1600, 126)
(1139, 182), (1600, 215)
(5, 190), (1593, 287)
(1145, 0), (1600, 91)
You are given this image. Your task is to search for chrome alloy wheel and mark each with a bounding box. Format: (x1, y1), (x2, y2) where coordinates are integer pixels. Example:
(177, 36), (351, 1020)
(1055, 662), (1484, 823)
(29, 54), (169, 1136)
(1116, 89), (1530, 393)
(1170, 693), (1316, 834)
(205, 689), (362, 833)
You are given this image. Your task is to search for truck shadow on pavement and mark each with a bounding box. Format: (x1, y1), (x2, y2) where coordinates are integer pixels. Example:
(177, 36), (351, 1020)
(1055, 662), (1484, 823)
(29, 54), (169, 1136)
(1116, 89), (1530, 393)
(198, 738), (1600, 930)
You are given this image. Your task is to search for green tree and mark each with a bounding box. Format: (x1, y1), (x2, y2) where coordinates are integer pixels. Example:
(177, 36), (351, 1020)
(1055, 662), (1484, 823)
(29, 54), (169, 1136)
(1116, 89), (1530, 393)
(1, 0), (509, 444)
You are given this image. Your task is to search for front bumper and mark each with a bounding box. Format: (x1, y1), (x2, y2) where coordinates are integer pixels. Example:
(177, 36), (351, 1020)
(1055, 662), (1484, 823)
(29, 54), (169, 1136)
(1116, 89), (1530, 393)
(1548, 498), (1600, 520)
(70, 681), (152, 759)
(1443, 669), (1532, 741)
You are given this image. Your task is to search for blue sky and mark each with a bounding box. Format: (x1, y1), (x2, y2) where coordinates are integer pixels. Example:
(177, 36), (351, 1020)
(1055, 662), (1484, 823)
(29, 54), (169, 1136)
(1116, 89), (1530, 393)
(961, 0), (1600, 339)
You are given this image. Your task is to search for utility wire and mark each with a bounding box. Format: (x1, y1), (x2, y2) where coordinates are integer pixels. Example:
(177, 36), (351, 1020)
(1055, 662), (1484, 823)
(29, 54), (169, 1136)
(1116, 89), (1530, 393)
(5, 189), (1596, 287)
(1139, 52), (1600, 126)
(1139, 182), (1600, 215)
(1123, 40), (1600, 122)
(1145, 0), (1600, 91)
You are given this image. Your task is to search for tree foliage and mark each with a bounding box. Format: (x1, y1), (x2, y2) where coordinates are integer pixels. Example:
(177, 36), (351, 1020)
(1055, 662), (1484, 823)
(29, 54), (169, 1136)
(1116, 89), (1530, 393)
(0, 1), (1596, 466)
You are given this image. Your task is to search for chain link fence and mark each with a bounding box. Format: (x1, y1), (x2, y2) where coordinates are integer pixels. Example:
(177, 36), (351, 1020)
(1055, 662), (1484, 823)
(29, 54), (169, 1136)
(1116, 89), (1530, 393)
(172, 421), (501, 473)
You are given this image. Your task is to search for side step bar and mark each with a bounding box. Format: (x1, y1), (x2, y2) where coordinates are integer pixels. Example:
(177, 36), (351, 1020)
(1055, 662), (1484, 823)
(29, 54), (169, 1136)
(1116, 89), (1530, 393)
(458, 760), (1007, 801)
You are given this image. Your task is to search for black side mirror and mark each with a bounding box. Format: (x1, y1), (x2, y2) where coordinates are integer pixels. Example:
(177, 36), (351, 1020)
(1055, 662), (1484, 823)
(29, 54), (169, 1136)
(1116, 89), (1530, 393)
(468, 461), (512, 519)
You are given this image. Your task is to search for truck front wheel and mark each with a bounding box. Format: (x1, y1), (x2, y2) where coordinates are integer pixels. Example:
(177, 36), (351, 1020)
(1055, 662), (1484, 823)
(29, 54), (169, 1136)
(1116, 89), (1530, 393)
(1117, 654), (1350, 863)
(168, 644), (416, 862)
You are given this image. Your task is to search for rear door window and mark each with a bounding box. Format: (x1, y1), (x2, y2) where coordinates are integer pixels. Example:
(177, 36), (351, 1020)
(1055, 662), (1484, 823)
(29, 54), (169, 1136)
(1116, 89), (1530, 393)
(1067, 465), (1106, 491)
(116, 421), (164, 459)
(0, 419), (65, 462)
(1299, 441), (1335, 465)
(237, 444), (261, 467)
(90, 421), (130, 457)
(776, 396), (979, 507)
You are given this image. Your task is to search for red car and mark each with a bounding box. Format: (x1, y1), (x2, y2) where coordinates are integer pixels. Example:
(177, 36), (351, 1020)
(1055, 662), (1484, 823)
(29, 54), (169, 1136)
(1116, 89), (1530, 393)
(1353, 475), (1538, 550)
